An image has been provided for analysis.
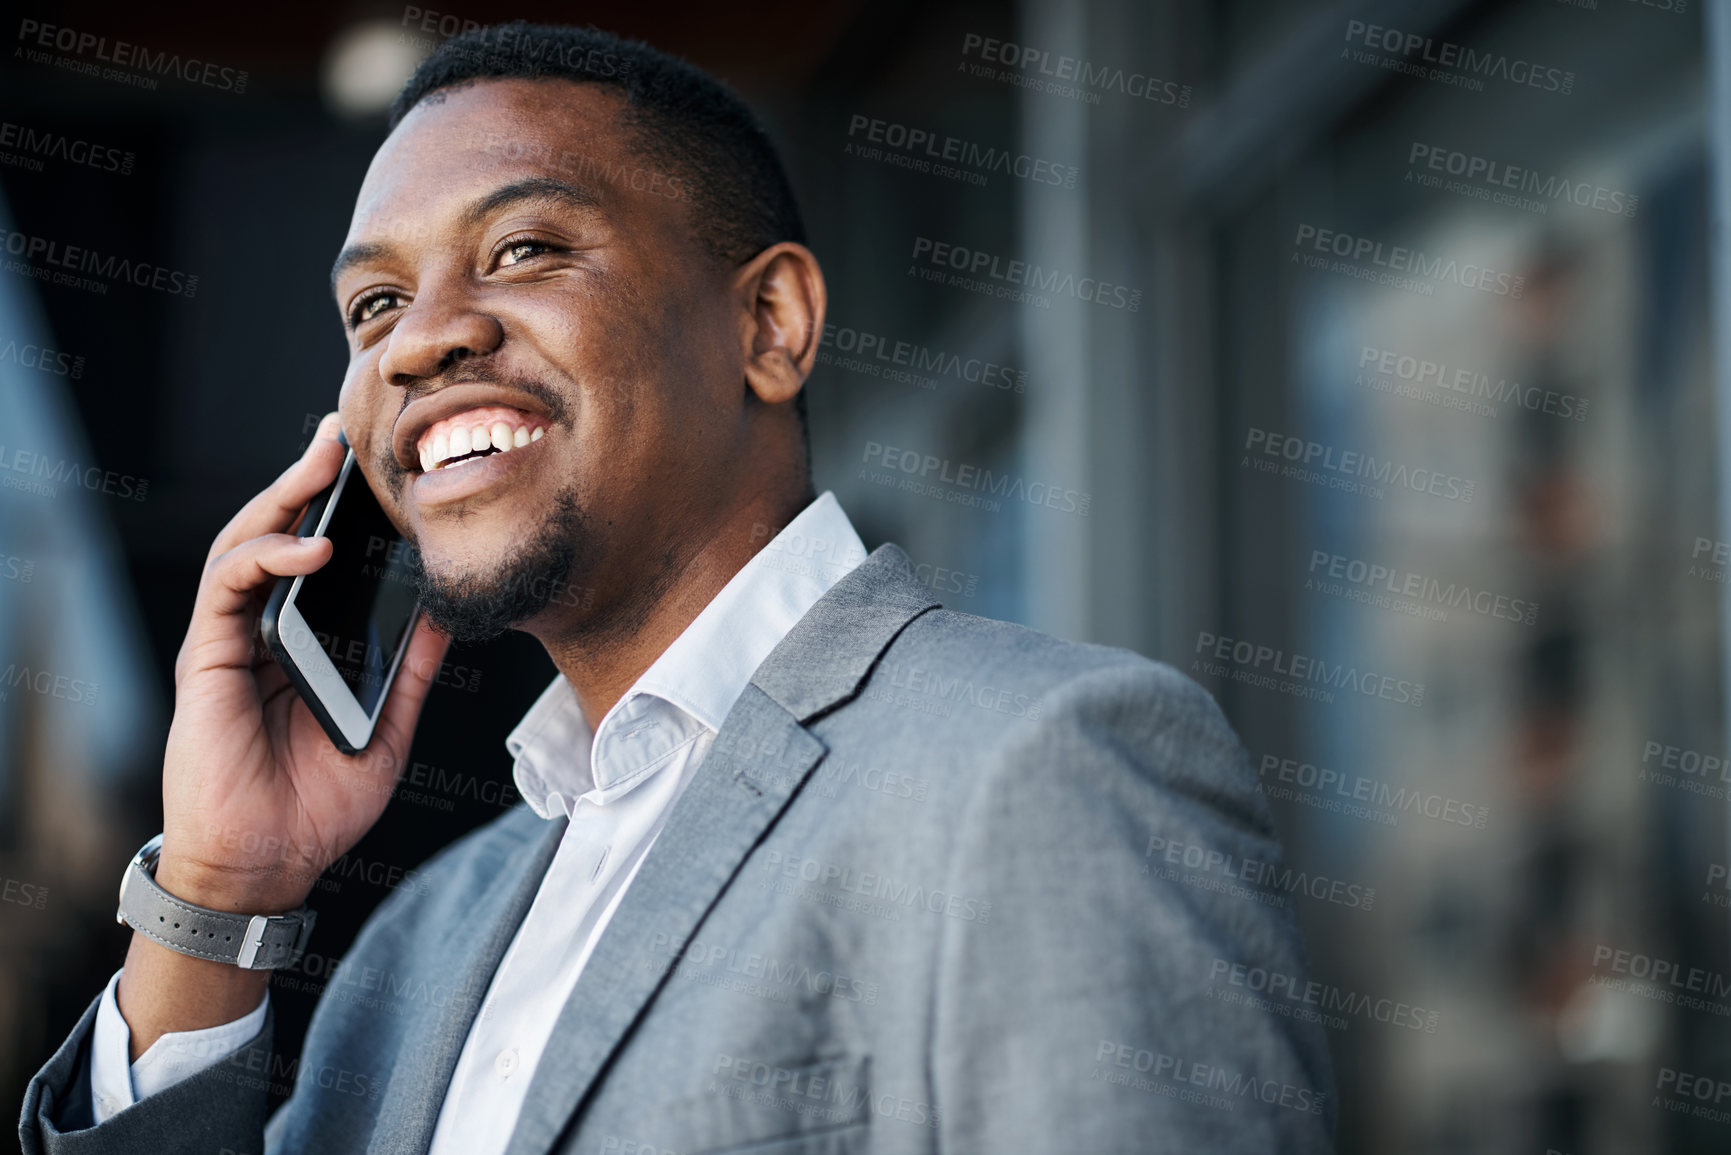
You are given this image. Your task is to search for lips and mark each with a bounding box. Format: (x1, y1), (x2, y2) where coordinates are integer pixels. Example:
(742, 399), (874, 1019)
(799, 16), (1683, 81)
(415, 405), (549, 472)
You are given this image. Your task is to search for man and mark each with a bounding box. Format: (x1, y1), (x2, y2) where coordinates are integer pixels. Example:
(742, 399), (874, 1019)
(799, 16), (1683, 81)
(22, 22), (1334, 1155)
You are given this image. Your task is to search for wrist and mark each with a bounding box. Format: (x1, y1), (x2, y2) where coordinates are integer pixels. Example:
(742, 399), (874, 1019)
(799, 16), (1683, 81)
(154, 854), (313, 915)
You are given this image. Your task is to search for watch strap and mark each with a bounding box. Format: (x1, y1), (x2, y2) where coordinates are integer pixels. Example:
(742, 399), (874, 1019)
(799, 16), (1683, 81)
(116, 838), (315, 969)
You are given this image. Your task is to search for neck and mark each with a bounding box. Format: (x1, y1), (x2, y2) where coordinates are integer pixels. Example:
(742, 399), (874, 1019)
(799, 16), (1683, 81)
(534, 484), (813, 731)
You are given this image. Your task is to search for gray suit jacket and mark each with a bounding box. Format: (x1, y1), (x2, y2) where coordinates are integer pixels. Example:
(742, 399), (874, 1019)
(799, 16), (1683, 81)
(21, 543), (1335, 1154)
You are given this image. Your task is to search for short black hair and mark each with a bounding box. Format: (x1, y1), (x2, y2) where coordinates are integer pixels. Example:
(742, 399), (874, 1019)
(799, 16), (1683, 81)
(389, 21), (811, 447)
(390, 21), (808, 265)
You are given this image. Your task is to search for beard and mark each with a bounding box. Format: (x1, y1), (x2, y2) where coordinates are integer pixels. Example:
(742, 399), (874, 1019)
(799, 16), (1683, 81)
(405, 488), (589, 645)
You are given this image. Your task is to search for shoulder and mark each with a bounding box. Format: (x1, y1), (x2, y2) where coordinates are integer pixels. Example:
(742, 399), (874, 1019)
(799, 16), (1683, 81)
(881, 606), (1226, 725)
(839, 607), (1270, 835)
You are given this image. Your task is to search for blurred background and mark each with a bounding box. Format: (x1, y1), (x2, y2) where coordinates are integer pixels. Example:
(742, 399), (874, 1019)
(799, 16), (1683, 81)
(0, 0), (1722, 1150)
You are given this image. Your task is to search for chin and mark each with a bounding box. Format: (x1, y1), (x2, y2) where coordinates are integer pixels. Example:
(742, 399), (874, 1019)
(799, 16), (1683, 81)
(404, 491), (588, 646)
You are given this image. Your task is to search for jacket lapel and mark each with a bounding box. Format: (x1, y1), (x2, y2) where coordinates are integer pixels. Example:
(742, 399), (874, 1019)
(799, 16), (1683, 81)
(500, 544), (940, 1155)
(367, 814), (566, 1155)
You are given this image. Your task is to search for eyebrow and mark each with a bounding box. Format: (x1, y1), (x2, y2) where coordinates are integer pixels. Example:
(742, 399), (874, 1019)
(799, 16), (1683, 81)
(330, 176), (605, 293)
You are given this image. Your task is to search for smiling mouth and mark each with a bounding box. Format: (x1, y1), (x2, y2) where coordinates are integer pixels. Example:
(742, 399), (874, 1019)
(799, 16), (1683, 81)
(416, 404), (549, 472)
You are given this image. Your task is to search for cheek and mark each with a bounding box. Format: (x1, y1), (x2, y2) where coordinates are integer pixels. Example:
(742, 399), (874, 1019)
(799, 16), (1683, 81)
(336, 360), (390, 462)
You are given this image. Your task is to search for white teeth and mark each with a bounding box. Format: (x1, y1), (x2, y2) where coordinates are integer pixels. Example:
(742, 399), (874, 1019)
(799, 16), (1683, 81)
(419, 415), (549, 471)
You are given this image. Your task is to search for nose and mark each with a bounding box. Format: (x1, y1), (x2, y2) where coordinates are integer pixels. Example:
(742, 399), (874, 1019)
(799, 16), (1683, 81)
(376, 275), (504, 387)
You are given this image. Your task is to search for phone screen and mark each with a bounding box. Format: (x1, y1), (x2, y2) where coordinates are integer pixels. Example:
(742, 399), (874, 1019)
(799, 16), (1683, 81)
(291, 468), (420, 716)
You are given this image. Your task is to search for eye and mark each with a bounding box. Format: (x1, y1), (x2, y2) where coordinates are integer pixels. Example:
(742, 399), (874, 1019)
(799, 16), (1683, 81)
(347, 289), (402, 329)
(497, 237), (553, 268)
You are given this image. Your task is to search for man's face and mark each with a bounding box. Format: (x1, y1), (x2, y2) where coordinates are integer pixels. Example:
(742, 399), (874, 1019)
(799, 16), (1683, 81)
(333, 78), (744, 642)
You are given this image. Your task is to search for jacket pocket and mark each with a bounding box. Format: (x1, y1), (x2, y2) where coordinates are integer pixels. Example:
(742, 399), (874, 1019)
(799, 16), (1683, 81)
(658, 1052), (871, 1155)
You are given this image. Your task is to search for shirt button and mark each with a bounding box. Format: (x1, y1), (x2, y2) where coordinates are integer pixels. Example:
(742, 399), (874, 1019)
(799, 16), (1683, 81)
(494, 1048), (519, 1078)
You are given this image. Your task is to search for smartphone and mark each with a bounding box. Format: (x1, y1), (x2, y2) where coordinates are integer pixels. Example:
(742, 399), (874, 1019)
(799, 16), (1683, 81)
(262, 431), (423, 754)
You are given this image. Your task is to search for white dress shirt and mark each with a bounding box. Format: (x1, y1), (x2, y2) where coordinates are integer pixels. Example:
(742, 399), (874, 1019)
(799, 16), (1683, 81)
(90, 491), (867, 1147)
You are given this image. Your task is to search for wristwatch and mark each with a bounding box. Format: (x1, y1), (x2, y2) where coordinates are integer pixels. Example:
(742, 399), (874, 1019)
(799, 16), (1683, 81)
(115, 834), (316, 969)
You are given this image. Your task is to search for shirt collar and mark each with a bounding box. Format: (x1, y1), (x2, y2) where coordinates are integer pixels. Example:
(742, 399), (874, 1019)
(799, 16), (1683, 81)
(505, 491), (867, 818)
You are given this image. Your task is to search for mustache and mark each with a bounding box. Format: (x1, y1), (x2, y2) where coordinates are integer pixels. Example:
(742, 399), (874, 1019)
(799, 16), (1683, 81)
(394, 365), (573, 436)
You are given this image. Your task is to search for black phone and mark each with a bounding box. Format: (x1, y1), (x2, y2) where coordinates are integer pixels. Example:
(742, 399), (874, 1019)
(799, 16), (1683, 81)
(261, 431), (423, 754)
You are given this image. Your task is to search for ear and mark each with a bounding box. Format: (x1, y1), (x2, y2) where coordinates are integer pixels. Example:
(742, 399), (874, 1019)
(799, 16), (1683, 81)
(733, 242), (827, 406)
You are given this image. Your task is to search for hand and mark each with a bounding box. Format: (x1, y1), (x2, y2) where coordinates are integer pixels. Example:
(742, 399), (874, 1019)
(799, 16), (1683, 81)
(155, 412), (449, 913)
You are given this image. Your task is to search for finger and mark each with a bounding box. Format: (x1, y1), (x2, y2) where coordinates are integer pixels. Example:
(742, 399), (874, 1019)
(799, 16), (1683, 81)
(369, 614), (452, 758)
(207, 413), (346, 562)
(181, 535), (334, 673)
